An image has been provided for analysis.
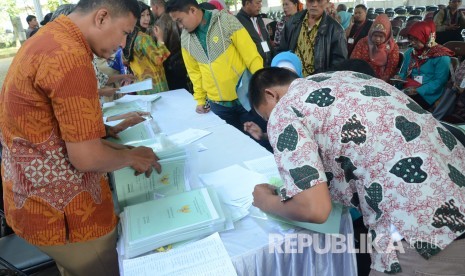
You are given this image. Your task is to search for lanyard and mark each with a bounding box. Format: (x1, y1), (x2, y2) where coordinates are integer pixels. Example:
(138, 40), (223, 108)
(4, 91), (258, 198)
(350, 21), (367, 40)
(252, 17), (263, 40)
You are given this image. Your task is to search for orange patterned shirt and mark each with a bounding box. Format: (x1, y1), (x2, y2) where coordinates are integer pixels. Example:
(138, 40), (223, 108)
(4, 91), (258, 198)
(0, 15), (118, 246)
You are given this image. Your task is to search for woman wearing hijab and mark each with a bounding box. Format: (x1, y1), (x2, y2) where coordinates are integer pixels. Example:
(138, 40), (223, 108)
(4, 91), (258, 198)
(127, 1), (170, 94)
(395, 21), (454, 110)
(350, 14), (399, 82)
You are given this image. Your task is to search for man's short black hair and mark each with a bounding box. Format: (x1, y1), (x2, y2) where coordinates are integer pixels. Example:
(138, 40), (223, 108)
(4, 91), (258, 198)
(337, 4), (347, 11)
(241, 0), (252, 7)
(199, 2), (216, 10)
(26, 15), (36, 24)
(166, 0), (199, 13)
(354, 4), (367, 11)
(328, 59), (376, 77)
(74, 0), (141, 19)
(249, 67), (299, 109)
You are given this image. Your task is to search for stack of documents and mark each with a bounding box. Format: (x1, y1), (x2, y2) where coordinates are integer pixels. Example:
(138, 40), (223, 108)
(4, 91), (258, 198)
(113, 152), (188, 209)
(199, 165), (268, 221)
(121, 233), (237, 276)
(102, 100), (151, 117)
(106, 120), (157, 145)
(120, 188), (228, 259)
(114, 93), (161, 104)
(108, 119), (192, 209)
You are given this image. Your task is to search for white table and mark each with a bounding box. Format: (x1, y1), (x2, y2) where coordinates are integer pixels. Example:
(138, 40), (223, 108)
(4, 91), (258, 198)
(122, 89), (357, 276)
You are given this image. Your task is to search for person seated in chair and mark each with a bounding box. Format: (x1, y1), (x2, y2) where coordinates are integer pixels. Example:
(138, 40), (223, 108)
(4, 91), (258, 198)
(395, 21), (454, 110)
(350, 14), (399, 82)
(434, 0), (465, 44)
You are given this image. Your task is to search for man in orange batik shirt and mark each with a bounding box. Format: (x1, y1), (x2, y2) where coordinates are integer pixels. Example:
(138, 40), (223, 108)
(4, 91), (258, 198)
(0, 0), (161, 275)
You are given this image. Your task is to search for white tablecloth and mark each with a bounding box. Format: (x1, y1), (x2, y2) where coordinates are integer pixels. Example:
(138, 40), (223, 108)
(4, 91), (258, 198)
(127, 89), (357, 276)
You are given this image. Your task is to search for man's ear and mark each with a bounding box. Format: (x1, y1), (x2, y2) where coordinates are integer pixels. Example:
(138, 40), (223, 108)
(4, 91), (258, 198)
(264, 88), (280, 103)
(190, 6), (197, 14)
(95, 9), (110, 28)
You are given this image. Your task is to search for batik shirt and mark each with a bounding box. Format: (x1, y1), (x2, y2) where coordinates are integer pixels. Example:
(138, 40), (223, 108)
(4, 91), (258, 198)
(0, 15), (117, 246)
(295, 12), (320, 77)
(267, 71), (465, 273)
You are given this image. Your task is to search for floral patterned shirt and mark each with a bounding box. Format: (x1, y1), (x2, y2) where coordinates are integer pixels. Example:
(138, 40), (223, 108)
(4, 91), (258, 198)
(130, 31), (170, 95)
(267, 71), (465, 273)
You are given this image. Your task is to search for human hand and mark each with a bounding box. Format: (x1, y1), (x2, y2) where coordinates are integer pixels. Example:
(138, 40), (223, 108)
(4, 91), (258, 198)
(447, 24), (460, 30)
(119, 74), (136, 85)
(107, 111), (151, 122)
(244, 121), (264, 140)
(252, 184), (278, 211)
(404, 87), (418, 96)
(112, 116), (146, 134)
(129, 146), (162, 177)
(98, 87), (119, 97)
(153, 26), (164, 44)
(195, 105), (210, 114)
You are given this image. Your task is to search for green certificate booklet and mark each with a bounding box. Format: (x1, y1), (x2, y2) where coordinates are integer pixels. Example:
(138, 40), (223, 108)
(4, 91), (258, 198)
(106, 120), (156, 145)
(102, 100), (149, 117)
(114, 157), (187, 209)
(125, 188), (219, 242)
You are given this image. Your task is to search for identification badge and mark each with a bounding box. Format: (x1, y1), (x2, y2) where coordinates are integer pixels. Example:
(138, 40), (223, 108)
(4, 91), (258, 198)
(261, 41), (270, 53)
(414, 75), (423, 84)
(348, 38), (354, 44)
(461, 78), (465, 89)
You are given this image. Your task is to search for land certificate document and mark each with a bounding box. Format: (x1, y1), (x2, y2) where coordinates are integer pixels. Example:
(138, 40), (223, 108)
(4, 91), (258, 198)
(122, 233), (237, 276)
(125, 188), (220, 243)
(114, 158), (187, 208)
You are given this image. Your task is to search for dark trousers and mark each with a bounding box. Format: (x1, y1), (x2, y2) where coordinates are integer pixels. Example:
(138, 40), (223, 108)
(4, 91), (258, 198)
(409, 94), (432, 111)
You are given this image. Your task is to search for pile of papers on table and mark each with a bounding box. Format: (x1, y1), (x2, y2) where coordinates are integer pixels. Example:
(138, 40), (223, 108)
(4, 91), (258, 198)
(108, 120), (190, 209)
(120, 187), (229, 259)
(121, 233), (237, 276)
(199, 165), (268, 222)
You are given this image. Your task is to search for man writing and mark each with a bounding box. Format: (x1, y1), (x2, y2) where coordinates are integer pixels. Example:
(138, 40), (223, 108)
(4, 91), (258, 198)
(0, 0), (161, 274)
(250, 67), (465, 275)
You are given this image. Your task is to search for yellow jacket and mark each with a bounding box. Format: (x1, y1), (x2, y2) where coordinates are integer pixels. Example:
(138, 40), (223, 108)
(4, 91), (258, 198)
(181, 10), (263, 105)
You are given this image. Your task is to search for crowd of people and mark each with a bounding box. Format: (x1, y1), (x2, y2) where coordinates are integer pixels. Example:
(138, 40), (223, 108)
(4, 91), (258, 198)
(2, 0), (465, 275)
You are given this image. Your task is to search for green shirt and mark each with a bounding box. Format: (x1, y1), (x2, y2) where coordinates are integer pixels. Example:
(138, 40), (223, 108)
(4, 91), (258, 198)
(195, 10), (212, 56)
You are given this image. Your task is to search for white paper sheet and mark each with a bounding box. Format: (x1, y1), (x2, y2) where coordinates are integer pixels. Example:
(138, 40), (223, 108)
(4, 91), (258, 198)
(114, 94), (161, 103)
(168, 128), (212, 146)
(243, 155), (280, 180)
(199, 165), (268, 209)
(122, 233), (237, 276)
(117, 79), (153, 94)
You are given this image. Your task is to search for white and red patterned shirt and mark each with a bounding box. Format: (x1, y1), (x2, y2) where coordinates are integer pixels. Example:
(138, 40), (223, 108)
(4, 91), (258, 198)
(267, 71), (465, 273)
